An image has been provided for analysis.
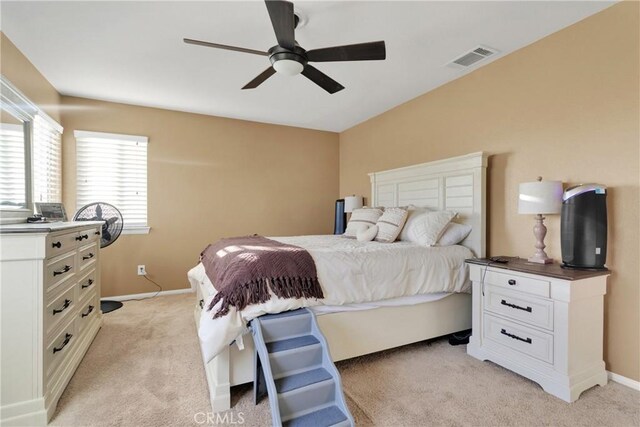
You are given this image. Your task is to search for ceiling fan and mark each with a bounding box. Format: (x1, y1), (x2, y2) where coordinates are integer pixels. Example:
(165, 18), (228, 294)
(184, 0), (386, 94)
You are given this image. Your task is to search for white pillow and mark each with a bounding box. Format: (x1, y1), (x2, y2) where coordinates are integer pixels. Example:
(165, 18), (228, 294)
(398, 206), (430, 242)
(357, 225), (378, 242)
(409, 210), (457, 246)
(344, 208), (383, 237)
(375, 207), (409, 243)
(437, 222), (472, 246)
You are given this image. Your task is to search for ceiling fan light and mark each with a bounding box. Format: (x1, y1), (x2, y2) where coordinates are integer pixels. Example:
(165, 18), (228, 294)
(273, 59), (304, 76)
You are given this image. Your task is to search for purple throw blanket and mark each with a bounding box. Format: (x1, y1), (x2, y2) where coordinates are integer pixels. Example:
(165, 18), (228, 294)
(200, 235), (324, 318)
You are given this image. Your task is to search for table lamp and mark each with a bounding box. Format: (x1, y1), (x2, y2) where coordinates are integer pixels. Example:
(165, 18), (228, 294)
(518, 177), (563, 264)
(344, 195), (363, 214)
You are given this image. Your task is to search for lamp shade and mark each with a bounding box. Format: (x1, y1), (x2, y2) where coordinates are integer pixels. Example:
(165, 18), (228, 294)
(518, 180), (563, 214)
(344, 195), (363, 213)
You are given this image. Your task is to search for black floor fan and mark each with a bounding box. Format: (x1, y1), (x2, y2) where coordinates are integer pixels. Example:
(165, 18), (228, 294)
(74, 202), (124, 313)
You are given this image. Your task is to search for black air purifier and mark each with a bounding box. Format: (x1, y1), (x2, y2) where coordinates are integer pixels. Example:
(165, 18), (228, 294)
(561, 184), (607, 269)
(333, 199), (346, 235)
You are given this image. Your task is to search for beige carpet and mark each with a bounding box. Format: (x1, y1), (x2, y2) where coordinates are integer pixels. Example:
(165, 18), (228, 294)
(51, 293), (639, 427)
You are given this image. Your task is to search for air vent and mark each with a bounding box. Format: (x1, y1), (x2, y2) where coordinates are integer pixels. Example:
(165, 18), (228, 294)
(447, 45), (498, 69)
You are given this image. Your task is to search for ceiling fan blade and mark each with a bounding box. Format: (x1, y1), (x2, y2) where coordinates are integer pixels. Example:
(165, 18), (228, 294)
(306, 41), (386, 62)
(265, 0), (295, 50)
(242, 67), (277, 89)
(301, 65), (345, 94)
(184, 38), (269, 56)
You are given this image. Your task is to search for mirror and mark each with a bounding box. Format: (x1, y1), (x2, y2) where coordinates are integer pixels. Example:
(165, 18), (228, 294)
(0, 107), (29, 210)
(0, 76), (37, 223)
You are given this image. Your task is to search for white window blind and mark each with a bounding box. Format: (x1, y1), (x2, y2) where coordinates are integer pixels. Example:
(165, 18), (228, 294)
(75, 131), (148, 231)
(0, 122), (26, 208)
(33, 115), (62, 203)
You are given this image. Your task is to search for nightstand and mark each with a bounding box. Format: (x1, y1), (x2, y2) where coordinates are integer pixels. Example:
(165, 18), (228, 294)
(466, 257), (610, 402)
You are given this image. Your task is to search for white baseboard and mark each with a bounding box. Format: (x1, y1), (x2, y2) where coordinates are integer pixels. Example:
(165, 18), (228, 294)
(607, 371), (640, 391)
(101, 288), (193, 302)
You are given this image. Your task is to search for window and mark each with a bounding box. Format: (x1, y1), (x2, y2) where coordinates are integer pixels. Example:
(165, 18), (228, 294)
(0, 122), (27, 208)
(75, 130), (148, 234)
(33, 115), (62, 203)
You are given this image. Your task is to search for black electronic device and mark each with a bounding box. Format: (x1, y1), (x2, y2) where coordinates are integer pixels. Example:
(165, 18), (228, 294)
(26, 214), (50, 223)
(333, 199), (346, 235)
(489, 256), (510, 264)
(561, 184), (607, 269)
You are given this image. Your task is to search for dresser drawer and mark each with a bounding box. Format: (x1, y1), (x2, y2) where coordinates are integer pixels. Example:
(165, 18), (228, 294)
(46, 231), (79, 259)
(78, 295), (98, 335)
(45, 252), (77, 292)
(484, 286), (554, 331)
(483, 314), (554, 364)
(78, 242), (98, 272)
(45, 317), (77, 379)
(45, 282), (77, 337)
(83, 226), (102, 245)
(78, 269), (98, 301)
(483, 270), (550, 298)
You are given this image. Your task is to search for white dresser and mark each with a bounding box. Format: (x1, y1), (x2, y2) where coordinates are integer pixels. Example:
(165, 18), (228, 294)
(0, 221), (103, 426)
(466, 258), (610, 402)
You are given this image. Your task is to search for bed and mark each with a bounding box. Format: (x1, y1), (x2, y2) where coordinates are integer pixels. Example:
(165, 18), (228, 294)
(190, 151), (487, 412)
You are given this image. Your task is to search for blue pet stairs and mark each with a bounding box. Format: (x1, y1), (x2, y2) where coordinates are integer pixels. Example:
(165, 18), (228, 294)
(251, 308), (355, 427)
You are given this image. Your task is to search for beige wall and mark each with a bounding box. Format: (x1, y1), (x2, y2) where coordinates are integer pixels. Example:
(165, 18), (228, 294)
(340, 2), (639, 381)
(61, 96), (339, 298)
(0, 32), (61, 123)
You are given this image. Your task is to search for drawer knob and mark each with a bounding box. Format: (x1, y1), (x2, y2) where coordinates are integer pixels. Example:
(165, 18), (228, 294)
(508, 279), (517, 286)
(53, 299), (72, 315)
(52, 241), (62, 248)
(94, 231), (100, 236)
(199, 299), (204, 309)
(82, 253), (95, 260)
(81, 305), (95, 318)
(81, 279), (94, 289)
(500, 328), (532, 344)
(75, 234), (89, 241)
(53, 333), (73, 353)
(501, 299), (532, 313)
(53, 265), (72, 276)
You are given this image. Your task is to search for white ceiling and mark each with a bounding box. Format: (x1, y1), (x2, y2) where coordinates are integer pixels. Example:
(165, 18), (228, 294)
(1, 1), (614, 132)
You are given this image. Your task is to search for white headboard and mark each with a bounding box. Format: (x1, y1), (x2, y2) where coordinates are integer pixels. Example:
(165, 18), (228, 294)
(369, 152), (487, 258)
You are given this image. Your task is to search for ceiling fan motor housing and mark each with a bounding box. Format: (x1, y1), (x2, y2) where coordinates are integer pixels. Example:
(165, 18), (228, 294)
(268, 45), (307, 75)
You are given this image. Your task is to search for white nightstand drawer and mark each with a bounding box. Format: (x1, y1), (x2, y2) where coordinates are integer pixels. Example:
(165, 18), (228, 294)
(483, 270), (550, 298)
(484, 286), (554, 331)
(483, 314), (554, 364)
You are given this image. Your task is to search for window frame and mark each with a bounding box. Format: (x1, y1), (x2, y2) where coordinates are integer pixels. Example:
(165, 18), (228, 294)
(74, 130), (150, 235)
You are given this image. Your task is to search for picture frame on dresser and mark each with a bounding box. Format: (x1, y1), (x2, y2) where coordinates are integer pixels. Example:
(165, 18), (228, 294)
(34, 202), (68, 222)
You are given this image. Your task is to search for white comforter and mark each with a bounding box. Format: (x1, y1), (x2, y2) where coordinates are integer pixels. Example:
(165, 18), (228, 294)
(188, 235), (473, 362)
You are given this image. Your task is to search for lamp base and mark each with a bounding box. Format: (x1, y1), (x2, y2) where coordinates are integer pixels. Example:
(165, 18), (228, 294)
(528, 255), (554, 264)
(528, 214), (554, 265)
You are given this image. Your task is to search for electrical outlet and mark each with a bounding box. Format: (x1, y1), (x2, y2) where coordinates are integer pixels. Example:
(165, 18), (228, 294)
(137, 265), (146, 276)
